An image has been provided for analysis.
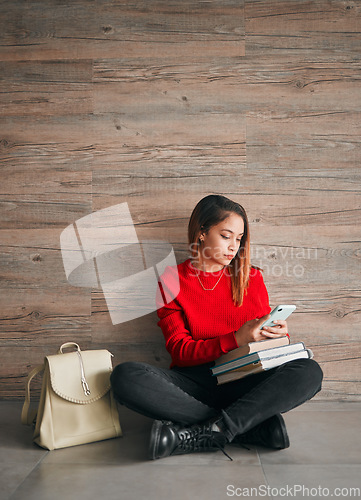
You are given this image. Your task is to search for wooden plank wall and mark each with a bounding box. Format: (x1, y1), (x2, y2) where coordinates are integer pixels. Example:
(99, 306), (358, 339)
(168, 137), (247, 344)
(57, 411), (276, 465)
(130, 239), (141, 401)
(0, 0), (360, 400)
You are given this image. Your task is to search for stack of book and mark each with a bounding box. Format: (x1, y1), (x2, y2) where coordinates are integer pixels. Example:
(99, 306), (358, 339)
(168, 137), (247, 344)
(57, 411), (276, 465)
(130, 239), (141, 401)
(212, 336), (313, 385)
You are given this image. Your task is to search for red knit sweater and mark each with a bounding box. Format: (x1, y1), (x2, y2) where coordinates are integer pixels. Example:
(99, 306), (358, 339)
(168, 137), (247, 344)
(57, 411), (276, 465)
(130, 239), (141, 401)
(156, 258), (271, 368)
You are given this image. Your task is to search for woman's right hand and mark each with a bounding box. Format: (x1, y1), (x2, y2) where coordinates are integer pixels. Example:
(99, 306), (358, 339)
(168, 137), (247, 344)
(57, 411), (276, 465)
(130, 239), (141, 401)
(234, 314), (286, 346)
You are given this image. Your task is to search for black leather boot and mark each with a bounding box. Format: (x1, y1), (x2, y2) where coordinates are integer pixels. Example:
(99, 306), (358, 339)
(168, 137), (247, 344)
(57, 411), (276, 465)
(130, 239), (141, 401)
(232, 414), (290, 450)
(148, 419), (232, 460)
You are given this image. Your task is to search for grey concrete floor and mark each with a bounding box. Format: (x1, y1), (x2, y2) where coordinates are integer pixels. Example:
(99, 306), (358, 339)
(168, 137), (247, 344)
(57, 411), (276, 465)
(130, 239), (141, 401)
(1, 401), (361, 500)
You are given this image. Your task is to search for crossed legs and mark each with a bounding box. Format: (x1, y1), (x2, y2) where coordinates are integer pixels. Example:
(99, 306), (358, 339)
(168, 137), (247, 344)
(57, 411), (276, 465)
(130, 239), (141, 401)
(110, 358), (323, 442)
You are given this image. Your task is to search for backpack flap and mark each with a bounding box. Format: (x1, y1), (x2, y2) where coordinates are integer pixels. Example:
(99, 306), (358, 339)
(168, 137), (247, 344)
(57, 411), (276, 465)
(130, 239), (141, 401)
(46, 349), (113, 404)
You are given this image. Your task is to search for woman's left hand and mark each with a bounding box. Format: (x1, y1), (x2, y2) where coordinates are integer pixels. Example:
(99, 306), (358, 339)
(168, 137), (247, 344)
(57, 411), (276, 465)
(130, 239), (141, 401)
(261, 320), (288, 338)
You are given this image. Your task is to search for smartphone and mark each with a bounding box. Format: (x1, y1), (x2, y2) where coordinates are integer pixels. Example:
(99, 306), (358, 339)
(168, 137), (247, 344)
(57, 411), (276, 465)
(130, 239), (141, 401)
(260, 304), (296, 329)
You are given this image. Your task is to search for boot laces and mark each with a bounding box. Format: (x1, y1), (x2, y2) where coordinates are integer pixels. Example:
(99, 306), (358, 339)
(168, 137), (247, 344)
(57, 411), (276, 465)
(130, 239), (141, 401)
(176, 424), (233, 461)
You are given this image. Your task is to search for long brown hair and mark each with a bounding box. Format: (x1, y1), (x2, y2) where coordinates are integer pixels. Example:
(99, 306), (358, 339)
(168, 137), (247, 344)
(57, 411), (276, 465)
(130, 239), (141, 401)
(187, 194), (251, 307)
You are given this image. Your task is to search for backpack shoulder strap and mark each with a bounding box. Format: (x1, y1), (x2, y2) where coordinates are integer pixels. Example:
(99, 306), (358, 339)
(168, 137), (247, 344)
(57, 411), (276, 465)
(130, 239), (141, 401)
(21, 364), (45, 426)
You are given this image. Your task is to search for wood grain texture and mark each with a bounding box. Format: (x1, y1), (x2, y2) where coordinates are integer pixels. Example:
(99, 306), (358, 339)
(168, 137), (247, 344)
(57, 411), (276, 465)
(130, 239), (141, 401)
(0, 0), (360, 401)
(0, 116), (95, 172)
(0, 0), (244, 61)
(245, 0), (361, 55)
(0, 228), (91, 349)
(0, 60), (93, 117)
(0, 170), (92, 227)
(244, 0), (361, 402)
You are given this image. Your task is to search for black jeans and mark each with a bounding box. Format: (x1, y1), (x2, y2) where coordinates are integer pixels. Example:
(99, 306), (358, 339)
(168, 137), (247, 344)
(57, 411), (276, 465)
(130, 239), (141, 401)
(110, 358), (323, 442)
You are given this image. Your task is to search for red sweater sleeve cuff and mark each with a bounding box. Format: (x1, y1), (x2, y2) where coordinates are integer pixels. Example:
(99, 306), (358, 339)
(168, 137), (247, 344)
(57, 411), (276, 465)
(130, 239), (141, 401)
(218, 331), (238, 354)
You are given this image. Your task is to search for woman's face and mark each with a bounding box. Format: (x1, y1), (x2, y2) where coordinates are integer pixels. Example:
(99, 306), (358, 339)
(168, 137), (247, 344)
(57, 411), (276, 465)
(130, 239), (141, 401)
(197, 212), (245, 272)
